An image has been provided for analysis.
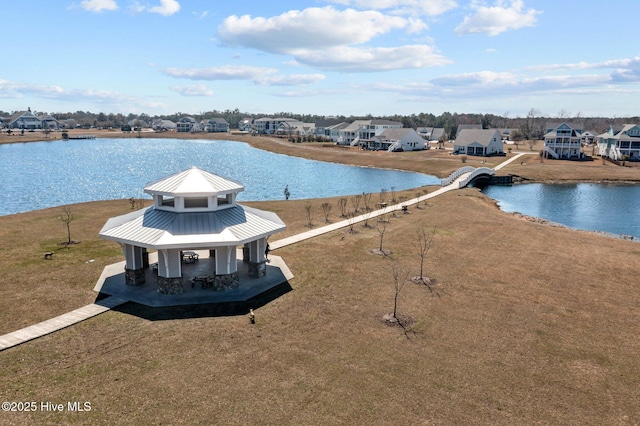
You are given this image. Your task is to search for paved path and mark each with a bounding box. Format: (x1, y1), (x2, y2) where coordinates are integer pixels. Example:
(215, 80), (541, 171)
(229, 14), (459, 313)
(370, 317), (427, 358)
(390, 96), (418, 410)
(0, 297), (126, 351)
(0, 155), (524, 351)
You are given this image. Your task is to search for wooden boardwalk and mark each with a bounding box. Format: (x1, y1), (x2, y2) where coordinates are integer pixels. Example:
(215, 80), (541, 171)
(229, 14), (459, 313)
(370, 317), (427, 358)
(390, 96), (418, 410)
(0, 296), (126, 351)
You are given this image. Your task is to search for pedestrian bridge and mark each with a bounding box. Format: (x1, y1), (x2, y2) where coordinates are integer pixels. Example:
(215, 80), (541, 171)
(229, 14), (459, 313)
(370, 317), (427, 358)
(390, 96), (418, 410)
(440, 166), (495, 189)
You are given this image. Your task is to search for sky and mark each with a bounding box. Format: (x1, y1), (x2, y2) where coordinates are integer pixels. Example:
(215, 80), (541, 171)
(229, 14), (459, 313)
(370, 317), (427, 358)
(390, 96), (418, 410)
(1, 0), (640, 118)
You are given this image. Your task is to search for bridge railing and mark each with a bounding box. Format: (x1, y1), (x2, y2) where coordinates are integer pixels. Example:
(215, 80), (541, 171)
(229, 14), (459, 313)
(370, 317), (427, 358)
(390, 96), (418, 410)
(441, 166), (474, 186)
(457, 167), (495, 188)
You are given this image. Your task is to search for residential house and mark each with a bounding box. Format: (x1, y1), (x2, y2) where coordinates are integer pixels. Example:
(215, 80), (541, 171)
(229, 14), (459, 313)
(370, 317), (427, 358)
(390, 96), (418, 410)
(151, 119), (177, 132)
(204, 118), (230, 133)
(326, 122), (350, 143)
(596, 124), (640, 161)
(238, 118), (254, 132)
(128, 118), (150, 129)
(369, 128), (427, 151)
(454, 129), (503, 156)
(37, 113), (60, 130)
(275, 119), (306, 136)
(7, 109), (41, 129)
(253, 117), (299, 134)
(314, 117), (345, 139)
(543, 122), (583, 159)
(417, 127), (446, 142)
(176, 116), (198, 133)
(336, 119), (403, 146)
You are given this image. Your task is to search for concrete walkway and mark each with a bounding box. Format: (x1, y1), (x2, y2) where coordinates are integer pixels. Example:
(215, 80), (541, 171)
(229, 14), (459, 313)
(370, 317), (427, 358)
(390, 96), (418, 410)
(0, 155), (522, 351)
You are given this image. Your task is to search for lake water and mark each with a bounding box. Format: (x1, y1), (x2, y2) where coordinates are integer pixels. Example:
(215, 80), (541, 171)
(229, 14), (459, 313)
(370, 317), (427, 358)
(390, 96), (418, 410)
(0, 138), (439, 216)
(483, 183), (640, 239)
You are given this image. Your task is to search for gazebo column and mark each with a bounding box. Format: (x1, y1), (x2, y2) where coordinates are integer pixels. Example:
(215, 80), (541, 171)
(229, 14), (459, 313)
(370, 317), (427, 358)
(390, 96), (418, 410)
(123, 244), (146, 286)
(156, 249), (183, 294)
(214, 246), (239, 290)
(247, 238), (267, 278)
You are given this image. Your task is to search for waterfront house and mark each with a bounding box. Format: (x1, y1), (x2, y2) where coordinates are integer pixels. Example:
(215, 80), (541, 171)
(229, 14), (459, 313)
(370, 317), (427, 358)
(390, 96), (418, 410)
(176, 116), (198, 133)
(99, 167), (286, 294)
(7, 109), (41, 129)
(596, 124), (640, 161)
(37, 113), (60, 130)
(152, 119), (177, 132)
(204, 118), (230, 133)
(253, 117), (300, 134)
(453, 129), (503, 156)
(543, 122), (584, 159)
(369, 128), (427, 151)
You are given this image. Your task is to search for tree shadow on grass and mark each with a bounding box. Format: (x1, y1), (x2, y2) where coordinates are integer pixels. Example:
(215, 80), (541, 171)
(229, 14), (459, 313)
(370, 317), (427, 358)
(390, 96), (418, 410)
(99, 281), (293, 321)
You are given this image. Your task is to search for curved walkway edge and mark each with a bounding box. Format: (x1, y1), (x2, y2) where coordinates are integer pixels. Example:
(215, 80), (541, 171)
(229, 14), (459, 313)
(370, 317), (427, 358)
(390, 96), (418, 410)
(0, 297), (126, 351)
(1, 155), (526, 351)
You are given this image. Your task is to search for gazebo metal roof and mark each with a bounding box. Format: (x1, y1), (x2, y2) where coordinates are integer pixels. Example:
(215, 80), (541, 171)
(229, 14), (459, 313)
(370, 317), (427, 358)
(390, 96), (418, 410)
(100, 204), (285, 249)
(144, 166), (245, 196)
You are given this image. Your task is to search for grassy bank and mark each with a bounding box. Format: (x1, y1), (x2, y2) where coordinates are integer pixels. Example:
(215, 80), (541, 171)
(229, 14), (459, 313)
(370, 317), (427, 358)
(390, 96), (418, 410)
(1, 192), (639, 424)
(0, 131), (639, 424)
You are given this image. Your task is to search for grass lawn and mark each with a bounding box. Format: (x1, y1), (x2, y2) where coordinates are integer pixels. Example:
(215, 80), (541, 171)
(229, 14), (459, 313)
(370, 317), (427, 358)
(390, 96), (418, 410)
(0, 133), (639, 424)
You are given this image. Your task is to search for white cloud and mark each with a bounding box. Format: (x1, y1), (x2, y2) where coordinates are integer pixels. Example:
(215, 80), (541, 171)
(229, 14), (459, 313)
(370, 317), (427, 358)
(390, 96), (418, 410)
(326, 0), (458, 16)
(455, 0), (540, 36)
(164, 65), (278, 81)
(80, 0), (118, 12)
(293, 45), (451, 72)
(170, 84), (215, 96)
(148, 0), (180, 16)
(255, 74), (326, 86)
(163, 65), (326, 86)
(218, 6), (413, 53)
(217, 6), (447, 72)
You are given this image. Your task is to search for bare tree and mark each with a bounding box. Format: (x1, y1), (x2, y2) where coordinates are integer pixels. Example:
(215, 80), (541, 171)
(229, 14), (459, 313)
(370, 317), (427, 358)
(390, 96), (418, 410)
(58, 206), (74, 246)
(321, 202), (332, 223)
(304, 203), (314, 228)
(346, 212), (356, 233)
(390, 186), (396, 203)
(338, 198), (348, 217)
(362, 192), (372, 212)
(376, 214), (390, 255)
(351, 194), (362, 214)
(413, 227), (437, 292)
(391, 261), (409, 321)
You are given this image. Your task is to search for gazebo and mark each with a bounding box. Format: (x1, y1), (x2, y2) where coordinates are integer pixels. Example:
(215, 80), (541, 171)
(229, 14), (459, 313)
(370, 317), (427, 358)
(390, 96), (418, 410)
(99, 167), (286, 295)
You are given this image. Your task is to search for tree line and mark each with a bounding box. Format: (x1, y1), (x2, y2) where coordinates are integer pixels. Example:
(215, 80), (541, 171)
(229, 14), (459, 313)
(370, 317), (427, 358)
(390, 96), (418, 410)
(2, 108), (638, 139)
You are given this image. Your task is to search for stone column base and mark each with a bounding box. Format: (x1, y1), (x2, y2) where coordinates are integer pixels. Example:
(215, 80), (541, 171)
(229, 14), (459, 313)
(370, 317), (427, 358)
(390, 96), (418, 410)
(157, 276), (183, 294)
(248, 261), (267, 278)
(125, 268), (146, 286)
(213, 272), (239, 291)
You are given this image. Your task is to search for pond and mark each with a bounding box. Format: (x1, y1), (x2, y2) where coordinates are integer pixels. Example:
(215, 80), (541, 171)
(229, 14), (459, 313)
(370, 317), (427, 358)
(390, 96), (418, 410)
(483, 183), (640, 239)
(0, 138), (439, 216)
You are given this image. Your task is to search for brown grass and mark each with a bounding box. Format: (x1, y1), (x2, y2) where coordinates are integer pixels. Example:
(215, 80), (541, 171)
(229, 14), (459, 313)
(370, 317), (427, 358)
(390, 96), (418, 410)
(0, 133), (639, 425)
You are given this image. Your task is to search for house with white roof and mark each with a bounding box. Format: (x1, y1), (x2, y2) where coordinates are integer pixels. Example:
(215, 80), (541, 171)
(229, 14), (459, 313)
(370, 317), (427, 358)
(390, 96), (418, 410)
(543, 122), (584, 159)
(596, 124), (640, 161)
(454, 129), (503, 156)
(335, 119), (403, 146)
(152, 119), (177, 132)
(369, 128), (427, 151)
(100, 167), (286, 294)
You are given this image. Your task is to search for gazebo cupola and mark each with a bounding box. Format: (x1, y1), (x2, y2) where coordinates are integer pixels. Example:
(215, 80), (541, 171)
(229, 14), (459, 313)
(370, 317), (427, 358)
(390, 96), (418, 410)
(145, 166), (244, 213)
